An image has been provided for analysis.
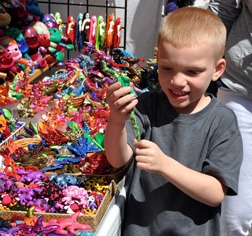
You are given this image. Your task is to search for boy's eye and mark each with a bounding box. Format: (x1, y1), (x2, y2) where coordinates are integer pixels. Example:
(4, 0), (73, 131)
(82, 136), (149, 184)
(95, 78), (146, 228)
(161, 67), (172, 72)
(187, 70), (201, 76)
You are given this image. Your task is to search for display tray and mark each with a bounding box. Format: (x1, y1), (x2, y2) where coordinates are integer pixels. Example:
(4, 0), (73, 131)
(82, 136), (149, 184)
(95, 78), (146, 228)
(0, 180), (118, 232)
(57, 166), (127, 184)
(28, 63), (56, 83)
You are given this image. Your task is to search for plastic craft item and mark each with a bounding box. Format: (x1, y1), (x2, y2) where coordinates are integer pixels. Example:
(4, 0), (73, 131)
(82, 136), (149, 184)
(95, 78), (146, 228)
(42, 212), (91, 234)
(54, 12), (64, 34)
(49, 174), (77, 188)
(76, 12), (84, 52)
(0, 46), (15, 81)
(65, 15), (76, 46)
(42, 13), (58, 29)
(25, 0), (44, 19)
(48, 27), (74, 63)
(0, 35), (34, 72)
(0, 2), (11, 31)
(112, 17), (122, 49)
(30, 20), (50, 35)
(0, 83), (18, 106)
(29, 21), (53, 63)
(0, 36), (34, 87)
(10, 0), (37, 27)
(24, 26), (47, 68)
(89, 15), (97, 46)
(82, 12), (91, 42)
(0, 114), (11, 141)
(38, 121), (70, 145)
(105, 13), (115, 49)
(1, 0), (15, 27)
(2, 215), (60, 235)
(5, 27), (29, 56)
(95, 15), (105, 50)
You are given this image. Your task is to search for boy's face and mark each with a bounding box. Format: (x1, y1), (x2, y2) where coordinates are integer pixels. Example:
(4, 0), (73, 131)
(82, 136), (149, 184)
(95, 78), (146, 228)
(158, 41), (225, 114)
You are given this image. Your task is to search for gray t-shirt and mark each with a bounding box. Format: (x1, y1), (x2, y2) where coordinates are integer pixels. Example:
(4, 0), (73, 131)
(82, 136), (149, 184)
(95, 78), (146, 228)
(123, 90), (243, 236)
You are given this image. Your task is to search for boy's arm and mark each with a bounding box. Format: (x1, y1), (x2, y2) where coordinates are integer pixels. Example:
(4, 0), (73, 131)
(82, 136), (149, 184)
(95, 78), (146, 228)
(160, 156), (227, 207)
(134, 139), (227, 207)
(104, 118), (133, 168)
(104, 82), (137, 168)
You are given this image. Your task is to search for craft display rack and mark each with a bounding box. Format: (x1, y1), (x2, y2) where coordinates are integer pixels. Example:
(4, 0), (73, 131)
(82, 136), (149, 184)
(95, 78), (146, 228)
(38, 0), (127, 59)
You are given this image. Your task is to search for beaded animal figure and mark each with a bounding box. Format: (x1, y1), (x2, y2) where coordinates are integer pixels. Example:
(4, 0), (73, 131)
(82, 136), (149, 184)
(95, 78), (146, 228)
(101, 60), (141, 140)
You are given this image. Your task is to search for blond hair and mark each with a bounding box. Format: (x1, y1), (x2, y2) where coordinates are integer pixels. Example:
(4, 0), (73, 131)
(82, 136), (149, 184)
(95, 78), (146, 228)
(158, 7), (226, 61)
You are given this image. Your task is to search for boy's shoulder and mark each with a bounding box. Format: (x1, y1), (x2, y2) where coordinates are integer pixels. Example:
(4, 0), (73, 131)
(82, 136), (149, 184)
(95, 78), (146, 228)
(210, 95), (236, 117)
(208, 95), (240, 130)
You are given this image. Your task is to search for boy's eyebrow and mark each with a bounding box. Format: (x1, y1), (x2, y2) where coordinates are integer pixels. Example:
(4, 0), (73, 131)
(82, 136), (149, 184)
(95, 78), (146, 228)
(187, 66), (206, 71)
(159, 63), (207, 72)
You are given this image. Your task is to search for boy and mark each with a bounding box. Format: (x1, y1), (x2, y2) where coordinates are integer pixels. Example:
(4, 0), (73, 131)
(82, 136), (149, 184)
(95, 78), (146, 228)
(104, 7), (243, 235)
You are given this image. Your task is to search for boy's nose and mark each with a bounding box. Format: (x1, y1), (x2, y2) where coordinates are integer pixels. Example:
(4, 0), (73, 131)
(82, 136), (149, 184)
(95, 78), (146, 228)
(171, 74), (187, 87)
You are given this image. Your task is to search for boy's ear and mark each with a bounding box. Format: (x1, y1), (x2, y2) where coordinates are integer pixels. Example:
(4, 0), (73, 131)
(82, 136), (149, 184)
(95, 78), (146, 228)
(212, 58), (226, 82)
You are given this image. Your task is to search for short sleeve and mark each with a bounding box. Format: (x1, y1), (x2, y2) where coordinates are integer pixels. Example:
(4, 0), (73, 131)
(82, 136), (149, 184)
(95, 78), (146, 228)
(203, 110), (243, 195)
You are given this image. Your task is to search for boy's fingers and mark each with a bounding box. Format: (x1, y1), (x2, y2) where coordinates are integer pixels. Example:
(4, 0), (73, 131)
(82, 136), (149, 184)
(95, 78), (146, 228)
(134, 139), (145, 148)
(106, 82), (121, 96)
(134, 139), (153, 149)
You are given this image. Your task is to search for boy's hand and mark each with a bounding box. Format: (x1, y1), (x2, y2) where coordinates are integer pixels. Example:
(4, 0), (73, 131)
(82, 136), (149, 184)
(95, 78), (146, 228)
(106, 82), (138, 124)
(134, 139), (168, 174)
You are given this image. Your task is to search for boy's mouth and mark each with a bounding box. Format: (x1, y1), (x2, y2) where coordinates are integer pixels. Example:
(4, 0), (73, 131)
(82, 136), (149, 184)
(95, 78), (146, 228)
(170, 90), (188, 96)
